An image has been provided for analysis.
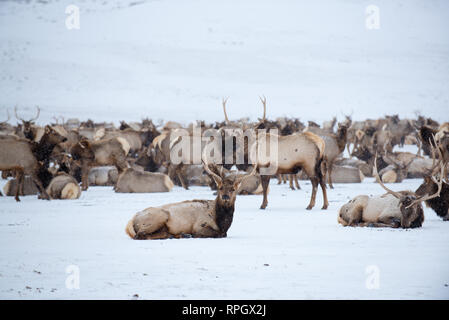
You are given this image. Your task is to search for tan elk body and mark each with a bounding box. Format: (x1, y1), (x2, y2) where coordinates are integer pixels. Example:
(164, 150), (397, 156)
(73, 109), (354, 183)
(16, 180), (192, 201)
(46, 173), (81, 200)
(126, 161), (257, 240)
(115, 168), (174, 193)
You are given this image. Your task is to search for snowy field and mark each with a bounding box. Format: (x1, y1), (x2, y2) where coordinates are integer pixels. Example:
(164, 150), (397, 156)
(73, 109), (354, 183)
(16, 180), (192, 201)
(1, 0), (449, 300)
(0, 178), (449, 300)
(0, 0), (448, 124)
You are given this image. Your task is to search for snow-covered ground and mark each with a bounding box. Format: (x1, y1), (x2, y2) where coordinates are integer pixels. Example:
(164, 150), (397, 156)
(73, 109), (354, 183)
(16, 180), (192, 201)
(0, 178), (448, 299)
(1, 0), (449, 300)
(0, 0), (448, 125)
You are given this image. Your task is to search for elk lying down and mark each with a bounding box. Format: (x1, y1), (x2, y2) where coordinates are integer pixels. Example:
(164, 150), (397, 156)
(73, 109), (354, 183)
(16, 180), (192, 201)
(115, 168), (174, 193)
(328, 165), (364, 183)
(125, 162), (257, 240)
(88, 166), (118, 186)
(338, 157), (443, 228)
(3, 176), (39, 196)
(46, 173), (81, 200)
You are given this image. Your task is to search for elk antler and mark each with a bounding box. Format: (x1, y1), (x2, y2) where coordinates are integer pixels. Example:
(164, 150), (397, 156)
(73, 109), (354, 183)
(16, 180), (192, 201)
(202, 146), (223, 185)
(373, 154), (402, 199)
(14, 105), (24, 122)
(30, 106), (40, 122)
(234, 163), (259, 185)
(259, 96), (266, 121)
(222, 97), (230, 124)
(407, 158), (444, 208)
(14, 105), (40, 122)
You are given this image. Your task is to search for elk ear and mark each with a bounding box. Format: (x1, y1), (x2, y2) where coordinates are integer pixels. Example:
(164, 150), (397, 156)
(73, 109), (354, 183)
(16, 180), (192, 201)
(79, 140), (90, 149)
(45, 125), (51, 134)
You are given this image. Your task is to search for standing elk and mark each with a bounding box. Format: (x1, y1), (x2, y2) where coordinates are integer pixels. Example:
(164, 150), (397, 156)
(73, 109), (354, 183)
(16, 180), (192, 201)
(338, 156), (443, 228)
(249, 101), (328, 210)
(125, 159), (257, 240)
(69, 137), (130, 190)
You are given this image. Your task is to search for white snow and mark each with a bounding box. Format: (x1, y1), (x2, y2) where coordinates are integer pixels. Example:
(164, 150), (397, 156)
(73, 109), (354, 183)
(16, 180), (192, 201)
(0, 0), (449, 300)
(0, 0), (448, 125)
(0, 177), (448, 299)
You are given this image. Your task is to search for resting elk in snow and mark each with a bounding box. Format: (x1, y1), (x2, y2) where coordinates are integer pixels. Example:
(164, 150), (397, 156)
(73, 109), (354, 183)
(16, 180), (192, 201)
(114, 168), (174, 193)
(125, 158), (257, 240)
(338, 156), (443, 228)
(69, 137), (130, 190)
(45, 173), (81, 200)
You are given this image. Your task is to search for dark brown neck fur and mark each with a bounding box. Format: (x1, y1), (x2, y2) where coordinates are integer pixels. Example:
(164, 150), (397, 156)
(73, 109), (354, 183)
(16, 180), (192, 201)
(214, 199), (235, 236)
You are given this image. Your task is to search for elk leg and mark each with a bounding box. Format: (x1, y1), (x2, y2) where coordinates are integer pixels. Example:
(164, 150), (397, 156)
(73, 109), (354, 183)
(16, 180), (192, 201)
(175, 164), (189, 190)
(14, 170), (24, 202)
(288, 174), (295, 190)
(260, 175), (270, 209)
(306, 177), (318, 210)
(327, 161), (334, 189)
(276, 174), (282, 185)
(294, 173), (301, 190)
(30, 172), (50, 200)
(81, 162), (89, 191)
(319, 176), (329, 210)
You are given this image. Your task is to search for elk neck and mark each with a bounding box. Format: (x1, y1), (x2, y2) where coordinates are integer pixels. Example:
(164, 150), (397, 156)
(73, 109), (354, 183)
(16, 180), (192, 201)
(33, 134), (58, 163)
(214, 198), (235, 234)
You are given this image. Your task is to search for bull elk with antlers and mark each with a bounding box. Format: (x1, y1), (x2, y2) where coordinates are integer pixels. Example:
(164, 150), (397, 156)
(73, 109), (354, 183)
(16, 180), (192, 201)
(338, 155), (443, 228)
(248, 98), (328, 210)
(14, 106), (41, 141)
(125, 155), (258, 240)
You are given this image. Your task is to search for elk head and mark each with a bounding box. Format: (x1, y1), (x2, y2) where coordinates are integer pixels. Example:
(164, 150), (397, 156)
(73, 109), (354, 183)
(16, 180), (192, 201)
(202, 150), (257, 208)
(70, 138), (94, 161)
(374, 154), (443, 228)
(14, 106), (40, 140)
(42, 125), (68, 145)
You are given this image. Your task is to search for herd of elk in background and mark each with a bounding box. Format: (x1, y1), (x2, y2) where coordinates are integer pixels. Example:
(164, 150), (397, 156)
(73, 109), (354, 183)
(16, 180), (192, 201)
(0, 104), (448, 233)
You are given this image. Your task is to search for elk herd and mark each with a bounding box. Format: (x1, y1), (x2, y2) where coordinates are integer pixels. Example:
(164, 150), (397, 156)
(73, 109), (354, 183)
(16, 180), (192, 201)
(0, 103), (448, 240)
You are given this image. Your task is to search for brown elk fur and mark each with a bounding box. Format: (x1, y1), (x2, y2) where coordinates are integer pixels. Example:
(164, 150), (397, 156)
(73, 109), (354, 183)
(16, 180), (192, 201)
(125, 162), (256, 240)
(46, 173), (81, 200)
(115, 168), (174, 193)
(69, 137), (130, 190)
(252, 130), (328, 210)
(0, 126), (66, 201)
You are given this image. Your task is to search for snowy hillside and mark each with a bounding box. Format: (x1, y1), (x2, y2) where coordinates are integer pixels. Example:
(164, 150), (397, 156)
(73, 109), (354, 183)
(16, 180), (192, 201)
(0, 0), (448, 125)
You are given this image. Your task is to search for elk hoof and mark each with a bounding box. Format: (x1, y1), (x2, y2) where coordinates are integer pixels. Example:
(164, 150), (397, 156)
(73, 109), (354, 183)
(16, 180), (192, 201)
(306, 206), (313, 210)
(321, 205), (328, 210)
(260, 204), (267, 210)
